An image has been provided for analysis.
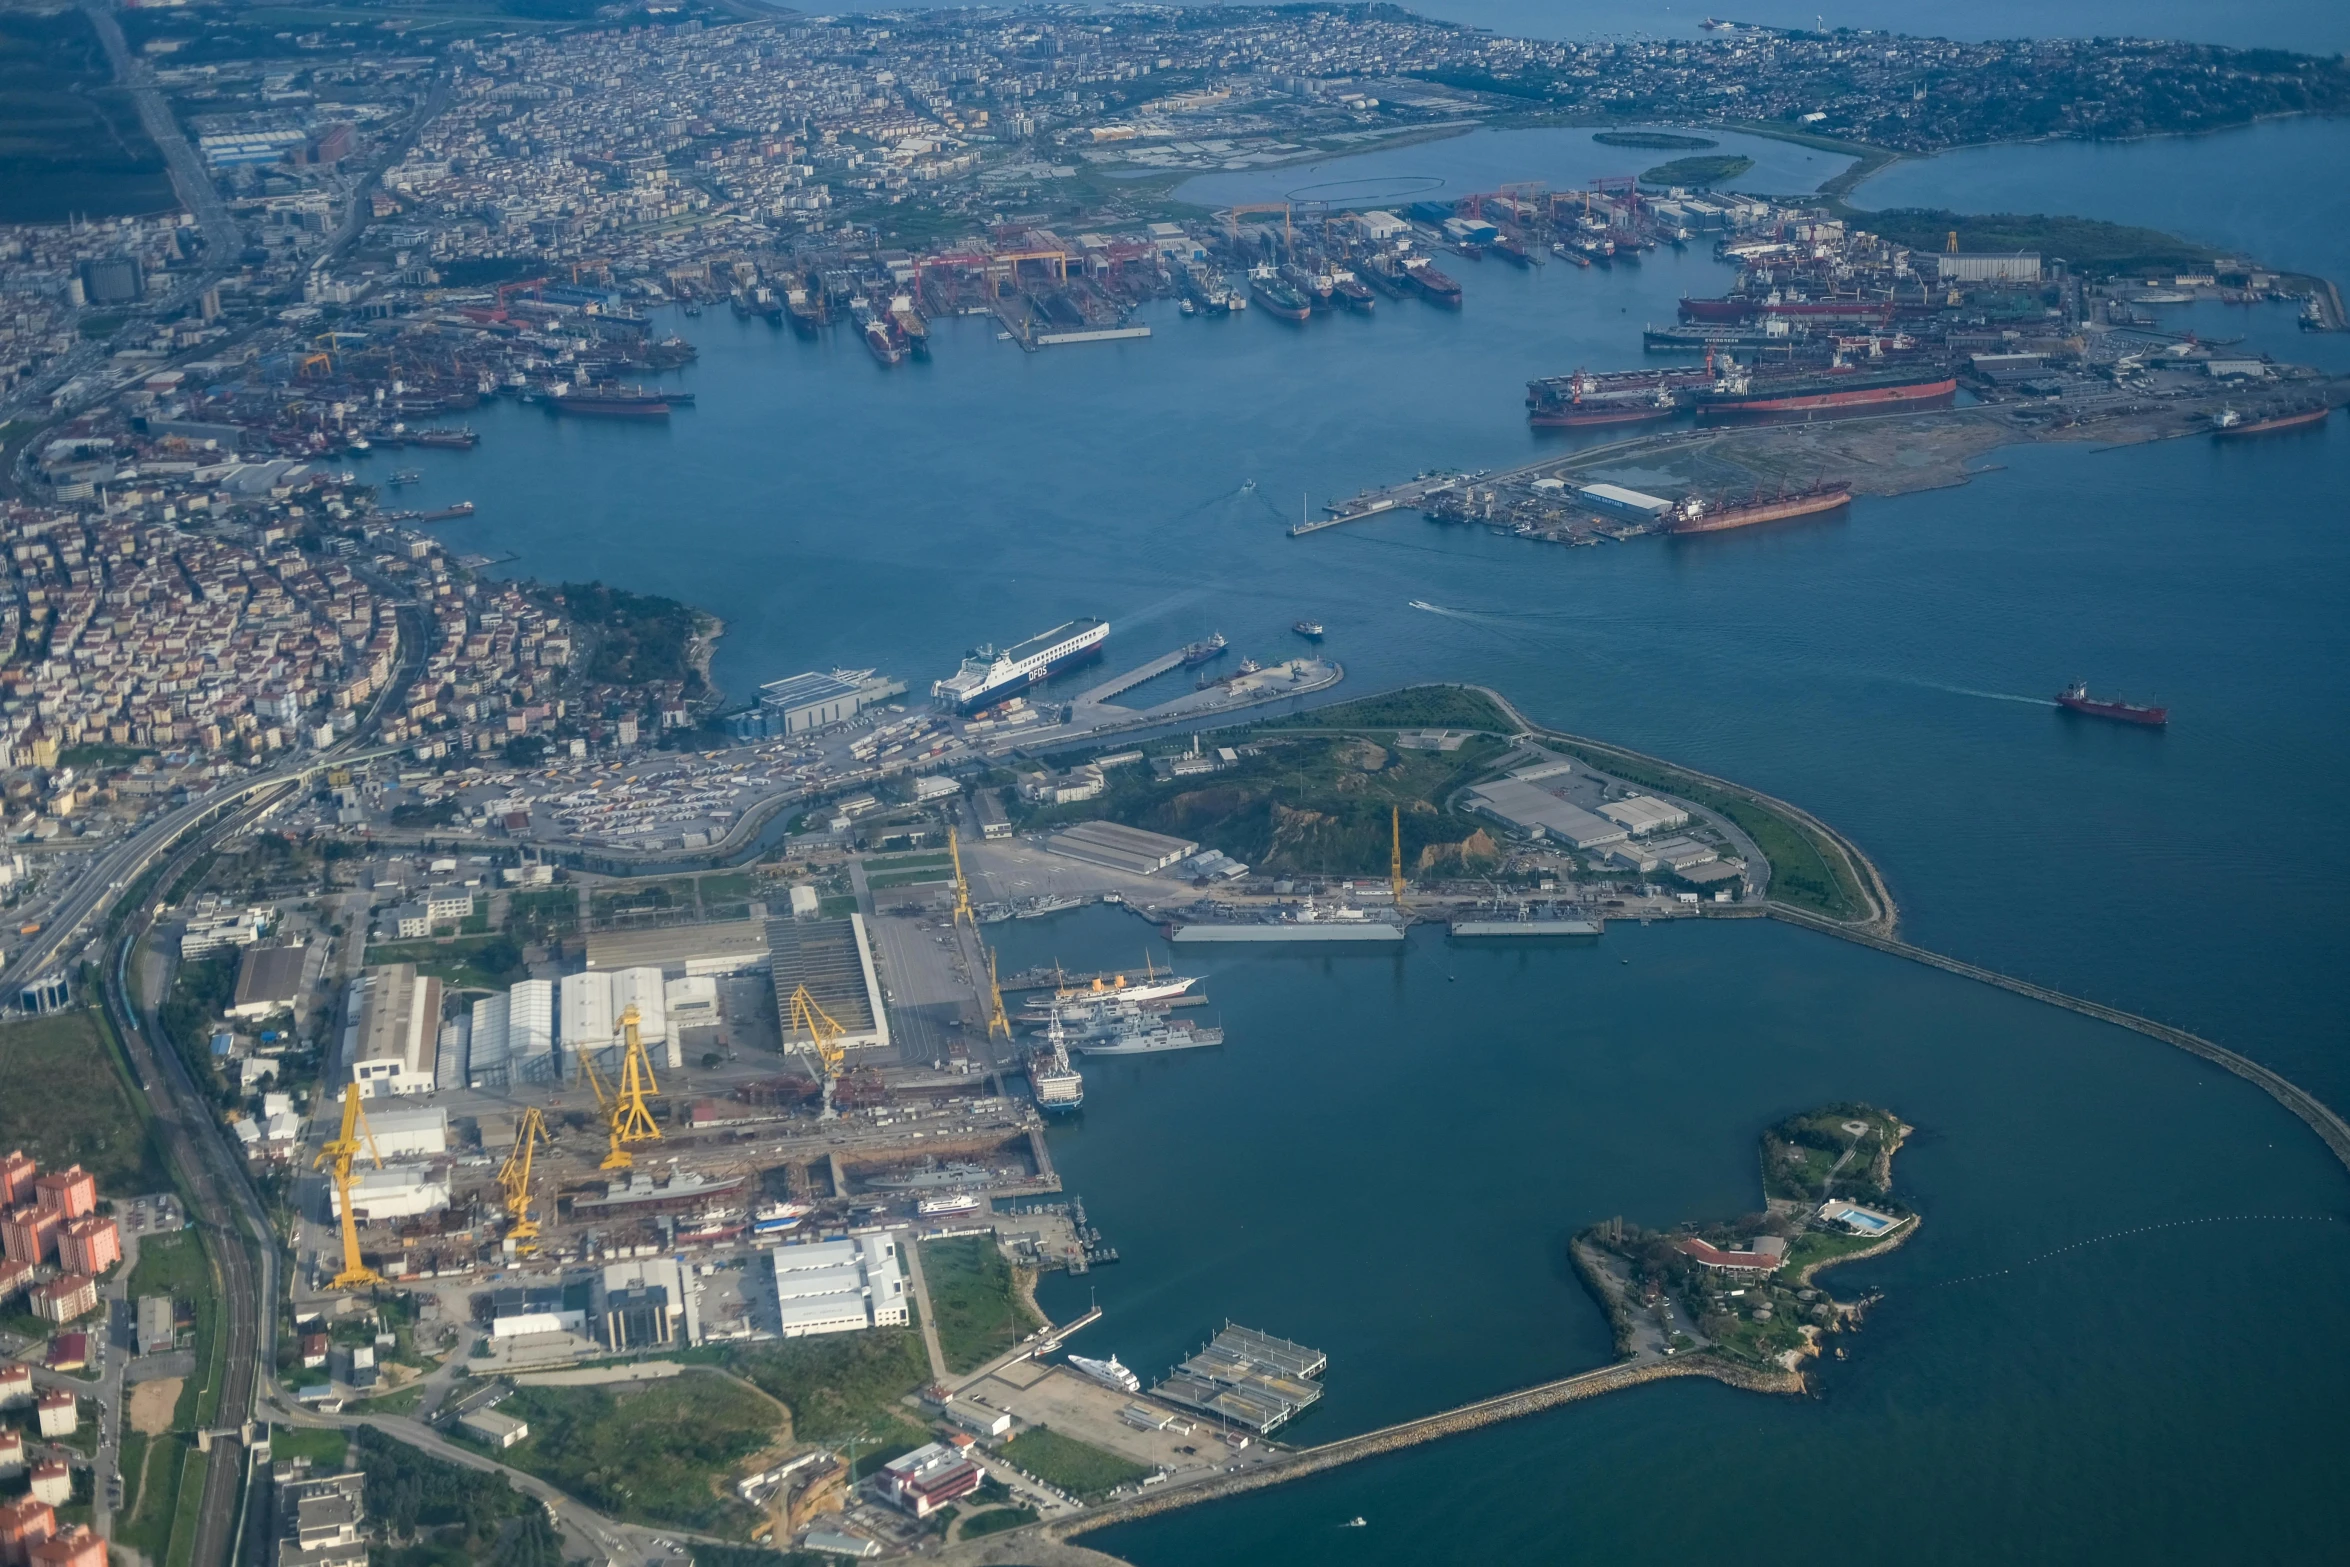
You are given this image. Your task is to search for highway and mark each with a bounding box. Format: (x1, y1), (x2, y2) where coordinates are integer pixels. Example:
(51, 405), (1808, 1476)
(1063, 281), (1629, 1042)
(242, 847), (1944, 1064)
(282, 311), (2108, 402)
(76, 0), (239, 257)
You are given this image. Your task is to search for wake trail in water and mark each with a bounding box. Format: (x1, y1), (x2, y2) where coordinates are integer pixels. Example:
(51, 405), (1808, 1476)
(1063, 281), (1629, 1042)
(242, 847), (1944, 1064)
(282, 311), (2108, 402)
(1883, 674), (2057, 708)
(1929, 1213), (2341, 1290)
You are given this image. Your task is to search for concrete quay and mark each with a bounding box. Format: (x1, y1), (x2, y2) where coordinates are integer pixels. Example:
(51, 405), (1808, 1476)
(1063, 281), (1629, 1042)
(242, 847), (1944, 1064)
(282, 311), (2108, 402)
(997, 657), (1343, 755)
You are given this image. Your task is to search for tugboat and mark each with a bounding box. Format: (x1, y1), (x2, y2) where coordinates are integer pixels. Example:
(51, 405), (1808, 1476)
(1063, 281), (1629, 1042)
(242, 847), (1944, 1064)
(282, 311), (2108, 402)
(2055, 680), (2168, 727)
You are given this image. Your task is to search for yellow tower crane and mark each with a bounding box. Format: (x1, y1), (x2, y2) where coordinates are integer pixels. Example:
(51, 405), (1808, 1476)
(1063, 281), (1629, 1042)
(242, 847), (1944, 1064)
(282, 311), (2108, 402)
(948, 826), (975, 929)
(315, 1084), (383, 1292)
(497, 1108), (552, 1254)
(785, 983), (849, 1120)
(1391, 805), (1408, 906)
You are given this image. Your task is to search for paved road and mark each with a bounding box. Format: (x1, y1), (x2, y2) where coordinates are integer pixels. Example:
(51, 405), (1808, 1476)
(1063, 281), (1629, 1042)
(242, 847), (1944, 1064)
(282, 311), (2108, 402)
(75, 0), (238, 255)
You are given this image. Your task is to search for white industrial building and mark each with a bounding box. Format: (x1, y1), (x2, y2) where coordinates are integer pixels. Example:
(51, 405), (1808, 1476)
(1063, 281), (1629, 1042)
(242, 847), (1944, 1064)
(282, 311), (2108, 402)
(330, 1165), (450, 1221)
(664, 975), (719, 1033)
(343, 964), (443, 1097)
(1598, 795), (1690, 837)
(1464, 778), (1629, 850)
(769, 1235), (907, 1338)
(1936, 251), (2041, 283)
(359, 1104), (448, 1159)
(559, 965), (678, 1074)
(466, 980), (556, 1087)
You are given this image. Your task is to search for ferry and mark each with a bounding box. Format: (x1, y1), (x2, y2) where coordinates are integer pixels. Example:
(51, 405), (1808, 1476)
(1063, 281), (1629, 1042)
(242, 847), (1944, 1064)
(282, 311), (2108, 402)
(1068, 1353), (1142, 1393)
(933, 618), (1110, 712)
(918, 1192), (984, 1218)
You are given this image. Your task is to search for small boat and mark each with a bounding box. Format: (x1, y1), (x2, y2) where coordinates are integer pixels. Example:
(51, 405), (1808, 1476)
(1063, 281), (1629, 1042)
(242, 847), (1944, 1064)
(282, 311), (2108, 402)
(1292, 620), (1325, 640)
(2055, 680), (2168, 727)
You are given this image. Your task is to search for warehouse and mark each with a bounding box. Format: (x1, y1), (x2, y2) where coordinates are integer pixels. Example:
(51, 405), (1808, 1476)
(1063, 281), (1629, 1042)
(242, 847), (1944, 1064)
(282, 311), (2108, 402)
(359, 1105), (448, 1160)
(1576, 483), (1675, 519)
(1936, 250), (2041, 283)
(1047, 820), (1198, 875)
(343, 965), (442, 1098)
(1598, 795), (1690, 837)
(559, 966), (675, 1073)
(229, 944), (307, 1020)
(467, 980), (556, 1087)
(752, 668), (906, 737)
(330, 1166), (449, 1222)
(767, 916), (890, 1051)
(769, 1235), (907, 1337)
(1463, 778), (1628, 850)
(583, 918), (771, 977)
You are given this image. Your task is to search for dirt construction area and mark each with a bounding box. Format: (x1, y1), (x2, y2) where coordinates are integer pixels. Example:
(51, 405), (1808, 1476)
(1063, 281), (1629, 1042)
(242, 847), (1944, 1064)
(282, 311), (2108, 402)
(129, 1377), (182, 1436)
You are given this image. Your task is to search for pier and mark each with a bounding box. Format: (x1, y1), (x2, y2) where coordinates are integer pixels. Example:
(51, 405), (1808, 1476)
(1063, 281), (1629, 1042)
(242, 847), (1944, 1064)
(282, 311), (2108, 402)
(1077, 648), (1188, 705)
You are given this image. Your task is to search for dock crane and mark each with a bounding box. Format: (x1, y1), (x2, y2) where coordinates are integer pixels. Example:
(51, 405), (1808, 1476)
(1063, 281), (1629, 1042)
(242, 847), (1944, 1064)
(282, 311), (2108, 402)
(785, 983), (849, 1120)
(315, 1084), (383, 1292)
(1391, 805), (1409, 906)
(579, 1005), (664, 1169)
(497, 1108), (552, 1254)
(985, 947), (1013, 1044)
(949, 826), (975, 929)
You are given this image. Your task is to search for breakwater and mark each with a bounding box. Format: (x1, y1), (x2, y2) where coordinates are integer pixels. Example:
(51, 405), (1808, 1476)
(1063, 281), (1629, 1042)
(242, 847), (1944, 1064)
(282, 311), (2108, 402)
(1049, 1355), (1801, 1541)
(1769, 906), (2350, 1177)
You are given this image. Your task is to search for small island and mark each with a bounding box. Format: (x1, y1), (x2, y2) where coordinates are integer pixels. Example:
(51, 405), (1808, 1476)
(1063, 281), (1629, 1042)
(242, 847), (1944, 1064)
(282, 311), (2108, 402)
(1575, 1103), (1919, 1379)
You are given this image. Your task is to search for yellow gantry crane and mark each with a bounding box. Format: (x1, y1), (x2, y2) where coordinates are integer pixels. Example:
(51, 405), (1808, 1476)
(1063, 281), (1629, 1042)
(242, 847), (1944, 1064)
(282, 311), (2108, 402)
(1390, 805), (1409, 906)
(948, 826), (975, 929)
(786, 982), (849, 1120)
(985, 947), (1013, 1044)
(579, 1004), (664, 1169)
(498, 1107), (551, 1254)
(315, 1084), (384, 1292)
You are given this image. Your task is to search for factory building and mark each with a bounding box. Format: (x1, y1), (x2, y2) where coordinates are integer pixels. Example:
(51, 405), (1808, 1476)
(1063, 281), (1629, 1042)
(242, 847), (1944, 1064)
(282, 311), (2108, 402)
(1046, 820), (1198, 875)
(559, 965), (677, 1073)
(1936, 251), (2041, 283)
(329, 1167), (450, 1223)
(489, 1283), (587, 1339)
(357, 1106), (448, 1160)
(230, 944), (309, 1020)
(1598, 795), (1690, 837)
(583, 918), (771, 977)
(343, 965), (443, 1098)
(728, 668), (906, 740)
(459, 1409), (530, 1449)
(767, 916), (890, 1052)
(1463, 778), (1628, 850)
(1577, 483), (1676, 519)
(466, 980), (556, 1087)
(769, 1235), (907, 1338)
(593, 1257), (693, 1348)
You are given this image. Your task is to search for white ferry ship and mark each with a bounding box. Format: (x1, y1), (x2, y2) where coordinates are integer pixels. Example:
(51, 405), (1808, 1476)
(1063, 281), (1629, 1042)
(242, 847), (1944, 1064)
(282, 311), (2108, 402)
(932, 618), (1109, 712)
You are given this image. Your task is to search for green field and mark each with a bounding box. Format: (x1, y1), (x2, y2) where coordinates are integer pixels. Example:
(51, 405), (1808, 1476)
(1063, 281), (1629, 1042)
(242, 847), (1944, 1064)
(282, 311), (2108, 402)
(0, 1009), (169, 1192)
(362, 933), (526, 990)
(1641, 153), (1754, 187)
(1858, 208), (2219, 277)
(0, 10), (176, 222)
(997, 1427), (1149, 1501)
(1259, 685), (1511, 735)
(728, 1329), (932, 1445)
(268, 1426), (349, 1467)
(499, 1375), (782, 1535)
(919, 1237), (1043, 1373)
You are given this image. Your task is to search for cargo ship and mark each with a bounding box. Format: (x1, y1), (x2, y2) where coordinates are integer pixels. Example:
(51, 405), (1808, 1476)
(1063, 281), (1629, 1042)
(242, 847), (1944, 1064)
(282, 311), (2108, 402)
(1492, 233), (1532, 268)
(785, 287), (821, 336)
(1666, 481), (1853, 534)
(2212, 404), (2330, 438)
(1331, 273), (1375, 313)
(1180, 631), (1228, 667)
(1691, 365), (1956, 420)
(2055, 681), (2168, 727)
(864, 314), (904, 366)
(1527, 372), (1683, 428)
(544, 384), (673, 418)
(933, 617), (1109, 711)
(1406, 260), (1463, 308)
(889, 295), (930, 359)
(1250, 269), (1313, 322)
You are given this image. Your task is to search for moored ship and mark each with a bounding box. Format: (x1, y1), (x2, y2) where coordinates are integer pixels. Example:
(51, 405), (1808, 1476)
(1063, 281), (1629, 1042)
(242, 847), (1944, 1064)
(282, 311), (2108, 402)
(1180, 631), (1228, 666)
(2212, 403), (2330, 438)
(544, 383), (674, 418)
(1666, 481), (1853, 534)
(1069, 1353), (1141, 1393)
(933, 618), (1109, 711)
(1250, 269), (1313, 321)
(1406, 260), (1463, 308)
(889, 294), (930, 358)
(1691, 364), (1956, 420)
(2055, 681), (2168, 726)
(1527, 373), (1682, 428)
